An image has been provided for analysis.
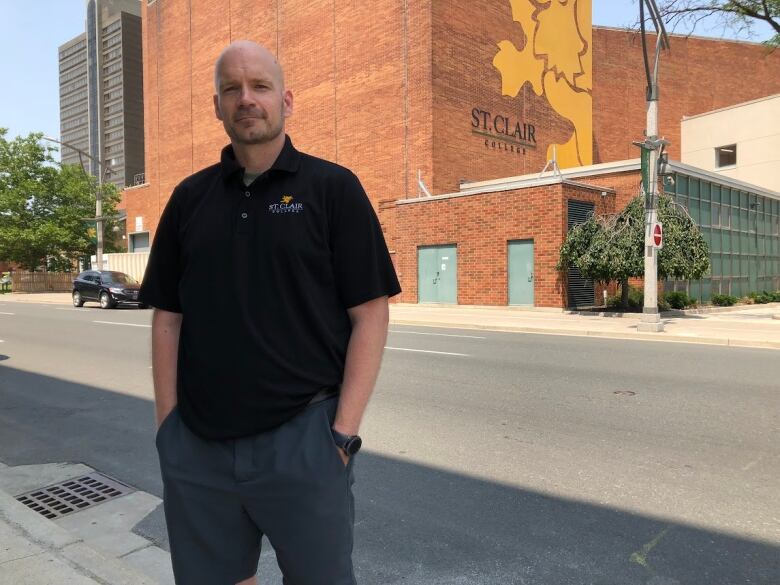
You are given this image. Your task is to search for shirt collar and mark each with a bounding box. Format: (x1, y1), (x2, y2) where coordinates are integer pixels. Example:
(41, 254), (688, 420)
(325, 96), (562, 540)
(220, 134), (301, 182)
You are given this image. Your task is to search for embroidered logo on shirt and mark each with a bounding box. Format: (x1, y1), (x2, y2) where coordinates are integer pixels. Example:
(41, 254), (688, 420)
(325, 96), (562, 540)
(269, 195), (304, 214)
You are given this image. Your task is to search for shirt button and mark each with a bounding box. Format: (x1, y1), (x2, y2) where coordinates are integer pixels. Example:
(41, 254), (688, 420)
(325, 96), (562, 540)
(245, 191), (251, 198)
(241, 212), (248, 219)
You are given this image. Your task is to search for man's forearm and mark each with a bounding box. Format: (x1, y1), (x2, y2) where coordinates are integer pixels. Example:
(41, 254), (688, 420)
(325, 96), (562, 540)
(152, 308), (182, 427)
(334, 296), (390, 436)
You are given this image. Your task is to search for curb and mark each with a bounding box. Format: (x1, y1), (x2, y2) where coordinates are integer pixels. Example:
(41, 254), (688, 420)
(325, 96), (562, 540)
(0, 488), (157, 584)
(0, 295), (72, 305)
(389, 319), (780, 350)
(564, 302), (780, 318)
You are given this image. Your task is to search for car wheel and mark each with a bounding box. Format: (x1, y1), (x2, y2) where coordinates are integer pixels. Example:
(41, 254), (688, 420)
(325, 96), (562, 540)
(99, 291), (115, 309)
(72, 290), (84, 307)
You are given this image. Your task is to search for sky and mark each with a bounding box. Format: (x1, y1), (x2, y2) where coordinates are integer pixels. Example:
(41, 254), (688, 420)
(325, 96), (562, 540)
(0, 0), (775, 147)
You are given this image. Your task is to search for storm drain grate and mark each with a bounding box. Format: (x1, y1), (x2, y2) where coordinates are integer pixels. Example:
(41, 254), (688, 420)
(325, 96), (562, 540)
(15, 472), (133, 519)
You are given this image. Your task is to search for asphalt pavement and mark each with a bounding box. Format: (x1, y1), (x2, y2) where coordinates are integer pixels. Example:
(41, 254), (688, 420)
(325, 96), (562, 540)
(1, 292), (778, 584)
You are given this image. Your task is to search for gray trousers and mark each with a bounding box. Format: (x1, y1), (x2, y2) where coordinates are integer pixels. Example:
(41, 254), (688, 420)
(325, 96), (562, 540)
(155, 397), (357, 585)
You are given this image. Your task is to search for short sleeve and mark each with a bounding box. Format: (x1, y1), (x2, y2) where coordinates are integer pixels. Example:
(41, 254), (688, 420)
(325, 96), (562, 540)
(330, 172), (401, 308)
(139, 187), (183, 312)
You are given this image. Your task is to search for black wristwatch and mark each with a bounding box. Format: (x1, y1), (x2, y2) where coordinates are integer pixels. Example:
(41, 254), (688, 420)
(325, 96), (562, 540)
(331, 428), (362, 456)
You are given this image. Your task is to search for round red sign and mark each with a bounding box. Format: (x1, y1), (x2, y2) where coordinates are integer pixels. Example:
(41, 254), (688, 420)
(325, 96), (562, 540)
(653, 223), (662, 246)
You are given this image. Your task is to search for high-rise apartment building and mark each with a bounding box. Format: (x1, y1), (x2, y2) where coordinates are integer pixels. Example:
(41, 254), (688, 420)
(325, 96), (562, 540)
(58, 0), (143, 189)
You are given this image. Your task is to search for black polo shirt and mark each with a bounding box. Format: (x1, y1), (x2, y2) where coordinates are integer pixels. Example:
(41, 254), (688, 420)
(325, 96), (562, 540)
(140, 136), (401, 439)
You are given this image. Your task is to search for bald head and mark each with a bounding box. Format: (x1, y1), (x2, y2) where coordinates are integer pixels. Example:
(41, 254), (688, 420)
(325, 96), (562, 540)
(212, 40), (293, 150)
(214, 40), (285, 93)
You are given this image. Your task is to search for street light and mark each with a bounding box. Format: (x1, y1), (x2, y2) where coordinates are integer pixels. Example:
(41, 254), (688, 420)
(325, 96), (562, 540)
(635, 0), (670, 333)
(43, 136), (113, 271)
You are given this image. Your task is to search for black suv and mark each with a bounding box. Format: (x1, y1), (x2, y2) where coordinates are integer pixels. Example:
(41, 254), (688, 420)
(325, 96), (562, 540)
(72, 270), (147, 309)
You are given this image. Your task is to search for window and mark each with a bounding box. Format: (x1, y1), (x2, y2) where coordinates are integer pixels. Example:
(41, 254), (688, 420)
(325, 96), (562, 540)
(59, 53), (86, 72)
(63, 129), (88, 143)
(60, 66), (87, 83)
(61, 89), (88, 108)
(104, 88), (123, 102)
(103, 62), (122, 76)
(59, 40), (86, 60)
(104, 102), (123, 115)
(61, 116), (87, 131)
(721, 205), (731, 229)
(715, 145), (737, 168)
(61, 76), (87, 95)
(103, 19), (121, 35)
(103, 74), (122, 89)
(102, 34), (121, 50)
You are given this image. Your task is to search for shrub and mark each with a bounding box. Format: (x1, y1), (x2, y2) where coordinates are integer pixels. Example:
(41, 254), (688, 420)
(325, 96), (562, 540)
(605, 286), (644, 310)
(620, 286), (644, 309)
(712, 294), (738, 306)
(664, 291), (692, 310)
(749, 291), (774, 304)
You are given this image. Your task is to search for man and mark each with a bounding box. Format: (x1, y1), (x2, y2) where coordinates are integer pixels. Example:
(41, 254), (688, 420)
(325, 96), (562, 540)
(140, 40), (401, 585)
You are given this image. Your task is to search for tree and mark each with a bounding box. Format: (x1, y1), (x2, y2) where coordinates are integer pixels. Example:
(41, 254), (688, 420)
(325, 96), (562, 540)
(558, 193), (710, 308)
(0, 129), (122, 271)
(657, 0), (780, 47)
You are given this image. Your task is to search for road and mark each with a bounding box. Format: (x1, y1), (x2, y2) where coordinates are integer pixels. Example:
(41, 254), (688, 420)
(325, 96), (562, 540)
(0, 300), (778, 584)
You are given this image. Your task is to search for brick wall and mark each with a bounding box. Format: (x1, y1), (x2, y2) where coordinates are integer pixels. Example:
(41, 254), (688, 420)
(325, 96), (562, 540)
(128, 0), (423, 242)
(125, 1), (779, 306)
(592, 27), (780, 164)
(430, 0), (566, 195)
(394, 180), (618, 307)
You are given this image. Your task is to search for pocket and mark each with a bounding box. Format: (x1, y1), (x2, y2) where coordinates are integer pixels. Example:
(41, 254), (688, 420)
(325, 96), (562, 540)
(155, 406), (178, 448)
(318, 406), (351, 471)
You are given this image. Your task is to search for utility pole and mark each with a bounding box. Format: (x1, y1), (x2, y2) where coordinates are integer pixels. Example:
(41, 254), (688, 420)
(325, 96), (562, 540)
(44, 136), (112, 271)
(635, 0), (670, 333)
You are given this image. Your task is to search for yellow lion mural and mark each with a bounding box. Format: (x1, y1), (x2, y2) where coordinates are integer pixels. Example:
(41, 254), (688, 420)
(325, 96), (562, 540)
(494, 0), (592, 168)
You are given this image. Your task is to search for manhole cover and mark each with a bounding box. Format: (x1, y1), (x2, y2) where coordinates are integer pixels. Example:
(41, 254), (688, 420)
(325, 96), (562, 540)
(613, 390), (637, 396)
(15, 472), (133, 519)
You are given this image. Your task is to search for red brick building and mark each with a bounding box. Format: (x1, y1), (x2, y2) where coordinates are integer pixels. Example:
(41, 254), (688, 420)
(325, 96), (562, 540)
(122, 0), (780, 307)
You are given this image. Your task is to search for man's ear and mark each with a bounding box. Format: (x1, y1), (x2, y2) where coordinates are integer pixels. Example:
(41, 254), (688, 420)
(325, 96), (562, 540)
(213, 94), (223, 121)
(283, 89), (293, 119)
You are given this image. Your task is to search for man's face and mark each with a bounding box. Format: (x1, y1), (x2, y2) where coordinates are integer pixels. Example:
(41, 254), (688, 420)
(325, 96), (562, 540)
(213, 48), (292, 146)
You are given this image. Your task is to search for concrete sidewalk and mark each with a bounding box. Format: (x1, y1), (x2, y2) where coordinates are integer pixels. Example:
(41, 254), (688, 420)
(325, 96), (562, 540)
(0, 487), (157, 585)
(3, 292), (780, 349)
(391, 303), (780, 350)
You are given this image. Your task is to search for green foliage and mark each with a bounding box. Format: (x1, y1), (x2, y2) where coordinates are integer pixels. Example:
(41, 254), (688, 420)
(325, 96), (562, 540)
(558, 193), (711, 307)
(656, 195), (711, 281)
(0, 129), (121, 271)
(712, 294), (738, 306)
(558, 197), (644, 283)
(748, 290), (780, 304)
(606, 286), (655, 310)
(664, 290), (694, 309)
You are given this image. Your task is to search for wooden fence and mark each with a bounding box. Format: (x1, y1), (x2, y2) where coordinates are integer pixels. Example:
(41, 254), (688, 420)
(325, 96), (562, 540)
(10, 271), (75, 293)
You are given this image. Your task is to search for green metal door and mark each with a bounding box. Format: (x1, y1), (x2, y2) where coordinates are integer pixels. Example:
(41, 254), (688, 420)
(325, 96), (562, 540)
(418, 245), (457, 303)
(508, 240), (534, 305)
